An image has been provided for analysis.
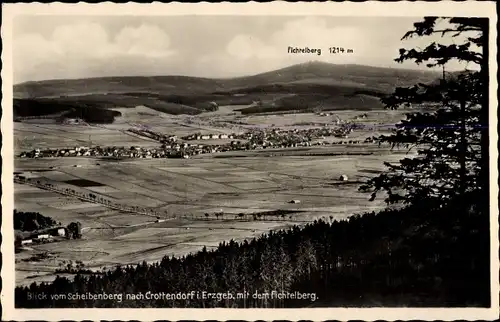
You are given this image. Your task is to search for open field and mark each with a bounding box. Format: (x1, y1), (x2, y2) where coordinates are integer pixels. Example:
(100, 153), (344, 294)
(14, 105), (246, 152)
(13, 90), (416, 287)
(14, 122), (158, 151)
(14, 150), (403, 286)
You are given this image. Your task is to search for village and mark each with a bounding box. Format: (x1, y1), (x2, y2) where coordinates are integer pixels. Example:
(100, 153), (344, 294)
(18, 123), (373, 160)
(15, 221), (83, 250)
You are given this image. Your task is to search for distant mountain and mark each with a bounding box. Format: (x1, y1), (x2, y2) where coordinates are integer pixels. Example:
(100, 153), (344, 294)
(227, 61), (439, 91)
(13, 61), (441, 120)
(14, 61), (439, 98)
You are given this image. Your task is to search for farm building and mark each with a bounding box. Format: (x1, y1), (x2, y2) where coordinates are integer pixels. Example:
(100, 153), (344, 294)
(208, 101), (218, 111)
(46, 227), (69, 237)
(289, 200), (301, 204)
(21, 239), (33, 245)
(64, 118), (84, 125)
(201, 135), (210, 140)
(37, 234), (50, 239)
(220, 134), (229, 139)
(339, 174), (348, 181)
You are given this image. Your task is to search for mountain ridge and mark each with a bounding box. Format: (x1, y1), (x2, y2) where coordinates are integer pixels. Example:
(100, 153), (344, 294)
(14, 61), (440, 96)
(13, 61), (444, 120)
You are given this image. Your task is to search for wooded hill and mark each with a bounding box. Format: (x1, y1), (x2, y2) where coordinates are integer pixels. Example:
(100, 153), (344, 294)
(13, 62), (440, 122)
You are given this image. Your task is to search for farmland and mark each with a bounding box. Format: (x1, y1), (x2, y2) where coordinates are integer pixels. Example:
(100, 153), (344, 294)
(14, 138), (407, 286)
(15, 152), (400, 284)
(13, 62), (424, 287)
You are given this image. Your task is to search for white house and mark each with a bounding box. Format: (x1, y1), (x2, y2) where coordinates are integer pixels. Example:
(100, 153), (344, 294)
(57, 228), (66, 237)
(339, 174), (348, 181)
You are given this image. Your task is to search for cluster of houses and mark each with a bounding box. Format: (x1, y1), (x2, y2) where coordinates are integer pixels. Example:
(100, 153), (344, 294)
(245, 127), (356, 148)
(19, 132), (374, 160)
(18, 121), (379, 160)
(182, 133), (234, 140)
(179, 125), (355, 144)
(128, 128), (178, 143)
(19, 146), (94, 158)
(16, 226), (68, 247)
(19, 143), (238, 159)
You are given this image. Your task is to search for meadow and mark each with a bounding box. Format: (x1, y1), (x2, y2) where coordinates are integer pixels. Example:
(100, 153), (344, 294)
(14, 151), (401, 286)
(13, 100), (412, 287)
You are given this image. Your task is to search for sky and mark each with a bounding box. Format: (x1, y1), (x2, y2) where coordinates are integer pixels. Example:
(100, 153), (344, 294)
(13, 16), (478, 83)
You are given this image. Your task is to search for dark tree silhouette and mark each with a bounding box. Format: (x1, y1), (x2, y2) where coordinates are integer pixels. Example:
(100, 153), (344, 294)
(15, 194), (489, 308)
(14, 210), (58, 232)
(360, 17), (488, 209)
(66, 222), (82, 239)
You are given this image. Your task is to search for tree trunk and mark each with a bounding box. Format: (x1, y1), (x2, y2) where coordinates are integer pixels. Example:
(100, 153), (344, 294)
(459, 96), (467, 198)
(480, 20), (490, 201)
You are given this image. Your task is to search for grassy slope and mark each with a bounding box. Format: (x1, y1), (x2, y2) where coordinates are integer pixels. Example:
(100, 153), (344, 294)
(14, 61), (440, 117)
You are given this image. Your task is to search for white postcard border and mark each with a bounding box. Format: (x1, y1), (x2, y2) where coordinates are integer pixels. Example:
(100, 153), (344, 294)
(1, 2), (498, 321)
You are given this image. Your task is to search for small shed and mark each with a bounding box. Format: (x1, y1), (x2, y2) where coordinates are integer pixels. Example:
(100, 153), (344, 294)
(339, 174), (348, 182)
(57, 228), (66, 237)
(289, 199), (301, 204)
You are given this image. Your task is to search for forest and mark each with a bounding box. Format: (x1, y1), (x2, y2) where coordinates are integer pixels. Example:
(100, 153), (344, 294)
(13, 209), (59, 232)
(14, 98), (121, 124)
(14, 191), (489, 308)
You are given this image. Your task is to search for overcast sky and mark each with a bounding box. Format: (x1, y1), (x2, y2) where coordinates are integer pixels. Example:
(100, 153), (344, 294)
(13, 16), (476, 83)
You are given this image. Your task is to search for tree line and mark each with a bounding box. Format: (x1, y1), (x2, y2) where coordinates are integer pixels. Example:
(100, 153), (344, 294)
(14, 98), (121, 124)
(14, 209), (59, 232)
(15, 192), (489, 308)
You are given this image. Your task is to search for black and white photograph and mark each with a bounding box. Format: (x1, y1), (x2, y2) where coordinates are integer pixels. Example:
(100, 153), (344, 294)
(1, 2), (498, 321)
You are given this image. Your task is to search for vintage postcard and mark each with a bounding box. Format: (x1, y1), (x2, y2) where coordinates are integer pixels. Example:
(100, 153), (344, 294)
(1, 2), (498, 321)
